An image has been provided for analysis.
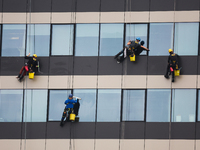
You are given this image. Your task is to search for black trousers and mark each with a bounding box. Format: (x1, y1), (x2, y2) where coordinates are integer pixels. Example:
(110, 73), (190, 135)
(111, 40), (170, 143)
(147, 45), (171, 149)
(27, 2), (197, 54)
(165, 64), (176, 79)
(61, 108), (73, 121)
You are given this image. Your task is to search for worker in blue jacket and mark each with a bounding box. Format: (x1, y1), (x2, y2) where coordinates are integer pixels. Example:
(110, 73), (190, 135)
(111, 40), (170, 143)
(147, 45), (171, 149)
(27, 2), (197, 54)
(60, 94), (80, 126)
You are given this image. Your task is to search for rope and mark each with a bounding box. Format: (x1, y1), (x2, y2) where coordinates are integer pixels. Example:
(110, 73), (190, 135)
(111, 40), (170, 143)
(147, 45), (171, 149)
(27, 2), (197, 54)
(143, 1), (151, 150)
(68, 0), (77, 149)
(23, 0), (34, 149)
(94, 1), (101, 150)
(169, 1), (176, 149)
(119, 1), (131, 150)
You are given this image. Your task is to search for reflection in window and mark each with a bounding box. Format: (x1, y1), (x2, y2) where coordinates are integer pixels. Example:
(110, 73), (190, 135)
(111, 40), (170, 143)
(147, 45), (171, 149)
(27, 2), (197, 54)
(126, 24), (148, 55)
(73, 89), (96, 122)
(172, 89), (196, 122)
(174, 23), (199, 55)
(48, 90), (71, 121)
(149, 23), (173, 56)
(122, 90), (145, 121)
(26, 24), (50, 56)
(99, 24), (124, 56)
(2, 24), (26, 56)
(51, 25), (74, 55)
(0, 90), (23, 122)
(97, 89), (121, 122)
(75, 24), (99, 56)
(23, 90), (48, 122)
(146, 89), (171, 122)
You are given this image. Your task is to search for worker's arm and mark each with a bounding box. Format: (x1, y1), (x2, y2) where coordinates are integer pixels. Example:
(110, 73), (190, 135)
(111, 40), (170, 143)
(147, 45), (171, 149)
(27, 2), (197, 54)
(141, 45), (149, 51)
(25, 53), (31, 59)
(64, 100), (69, 105)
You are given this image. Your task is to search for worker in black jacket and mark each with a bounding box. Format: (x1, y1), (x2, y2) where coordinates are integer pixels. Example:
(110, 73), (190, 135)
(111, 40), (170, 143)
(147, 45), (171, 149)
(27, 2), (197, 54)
(114, 37), (149, 63)
(16, 53), (38, 81)
(128, 37), (149, 56)
(164, 49), (179, 82)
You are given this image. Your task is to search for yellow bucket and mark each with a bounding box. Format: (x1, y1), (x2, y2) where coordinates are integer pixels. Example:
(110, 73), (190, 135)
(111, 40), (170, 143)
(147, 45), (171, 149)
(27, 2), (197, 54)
(129, 55), (135, 61)
(174, 70), (180, 76)
(70, 113), (76, 121)
(29, 72), (35, 79)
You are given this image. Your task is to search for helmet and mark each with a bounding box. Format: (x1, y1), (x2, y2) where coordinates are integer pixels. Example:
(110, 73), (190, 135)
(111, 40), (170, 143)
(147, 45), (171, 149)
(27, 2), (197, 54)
(69, 94), (73, 97)
(136, 37), (141, 41)
(168, 49), (173, 53)
(33, 54), (37, 58)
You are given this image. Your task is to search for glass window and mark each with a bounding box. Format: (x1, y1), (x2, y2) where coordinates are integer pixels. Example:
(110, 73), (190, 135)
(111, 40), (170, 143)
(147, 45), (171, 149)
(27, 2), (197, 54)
(51, 25), (74, 55)
(0, 90), (23, 122)
(126, 24), (148, 55)
(146, 89), (171, 122)
(48, 90), (71, 121)
(75, 24), (99, 56)
(122, 90), (145, 121)
(172, 89), (196, 122)
(23, 90), (48, 122)
(149, 23), (173, 56)
(174, 23), (199, 55)
(73, 89), (96, 122)
(26, 24), (50, 56)
(2, 24), (26, 56)
(97, 89), (121, 122)
(99, 24), (124, 56)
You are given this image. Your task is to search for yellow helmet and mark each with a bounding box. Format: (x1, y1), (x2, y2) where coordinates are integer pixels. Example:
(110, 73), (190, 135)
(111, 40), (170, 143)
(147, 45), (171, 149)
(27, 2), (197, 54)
(168, 49), (173, 53)
(33, 54), (37, 58)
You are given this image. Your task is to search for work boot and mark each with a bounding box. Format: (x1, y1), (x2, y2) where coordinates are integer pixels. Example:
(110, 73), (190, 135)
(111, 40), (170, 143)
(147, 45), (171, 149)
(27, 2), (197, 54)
(60, 120), (64, 127)
(164, 74), (169, 79)
(172, 78), (174, 82)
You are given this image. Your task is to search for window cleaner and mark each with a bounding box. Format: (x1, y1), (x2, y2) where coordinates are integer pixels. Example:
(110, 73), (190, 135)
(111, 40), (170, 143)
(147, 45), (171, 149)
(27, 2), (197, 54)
(164, 49), (180, 82)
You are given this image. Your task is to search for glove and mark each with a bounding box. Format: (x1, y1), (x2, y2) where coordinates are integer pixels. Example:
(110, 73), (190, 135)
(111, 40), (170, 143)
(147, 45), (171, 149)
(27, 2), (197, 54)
(76, 97), (81, 100)
(73, 96), (81, 100)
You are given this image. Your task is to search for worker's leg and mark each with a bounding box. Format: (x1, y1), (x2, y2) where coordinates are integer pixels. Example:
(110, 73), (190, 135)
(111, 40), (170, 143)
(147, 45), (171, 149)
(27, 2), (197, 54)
(171, 66), (176, 82)
(61, 108), (67, 121)
(114, 49), (123, 59)
(117, 56), (125, 63)
(60, 108), (68, 126)
(66, 108), (73, 122)
(17, 66), (25, 78)
(164, 65), (170, 79)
